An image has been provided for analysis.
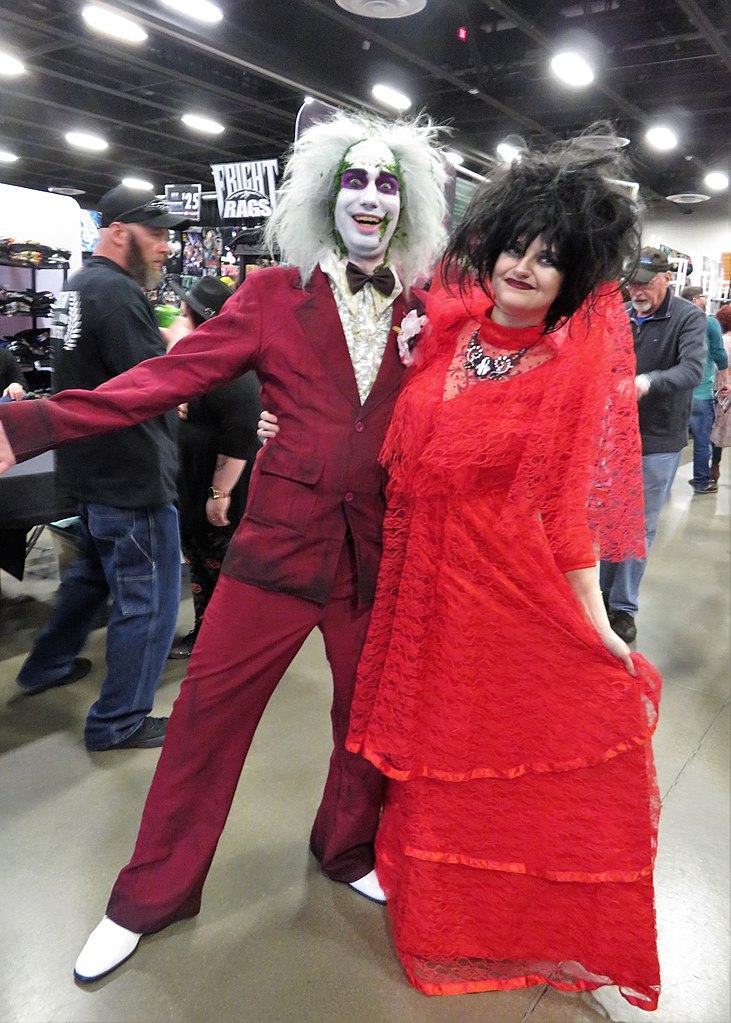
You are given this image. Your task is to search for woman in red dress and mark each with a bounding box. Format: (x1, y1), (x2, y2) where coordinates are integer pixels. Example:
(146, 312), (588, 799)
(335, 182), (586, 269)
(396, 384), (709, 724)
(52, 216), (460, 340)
(346, 130), (662, 1010)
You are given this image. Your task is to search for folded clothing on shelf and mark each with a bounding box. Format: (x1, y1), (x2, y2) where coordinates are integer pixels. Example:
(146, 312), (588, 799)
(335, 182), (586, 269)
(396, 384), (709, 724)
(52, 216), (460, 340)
(0, 287), (55, 317)
(0, 238), (72, 268)
(2, 328), (53, 366)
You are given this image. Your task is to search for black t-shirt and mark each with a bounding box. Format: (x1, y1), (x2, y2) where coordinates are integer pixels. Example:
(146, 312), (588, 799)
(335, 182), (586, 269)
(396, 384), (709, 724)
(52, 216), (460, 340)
(51, 256), (177, 507)
(177, 371), (261, 540)
(0, 348), (28, 392)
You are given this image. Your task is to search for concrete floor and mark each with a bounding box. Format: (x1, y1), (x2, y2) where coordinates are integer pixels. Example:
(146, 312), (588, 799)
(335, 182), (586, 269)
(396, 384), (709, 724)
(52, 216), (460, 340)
(0, 452), (728, 1023)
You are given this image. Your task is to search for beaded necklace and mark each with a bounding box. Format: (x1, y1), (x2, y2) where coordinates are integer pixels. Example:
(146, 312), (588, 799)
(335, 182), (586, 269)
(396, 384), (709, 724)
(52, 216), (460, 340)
(464, 327), (542, 381)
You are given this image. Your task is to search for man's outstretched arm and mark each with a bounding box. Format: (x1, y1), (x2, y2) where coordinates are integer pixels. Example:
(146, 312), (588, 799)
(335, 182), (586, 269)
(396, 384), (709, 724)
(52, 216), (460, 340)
(0, 273), (264, 470)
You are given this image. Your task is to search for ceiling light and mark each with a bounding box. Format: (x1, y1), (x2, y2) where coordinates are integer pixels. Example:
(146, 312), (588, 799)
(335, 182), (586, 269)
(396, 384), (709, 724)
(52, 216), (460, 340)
(0, 51), (25, 76)
(665, 193), (709, 205)
(48, 186), (86, 195)
(704, 171), (729, 192)
(121, 176), (154, 190)
(468, 87), (480, 95)
(82, 6), (148, 43)
(65, 131), (109, 152)
(0, 149), (19, 163)
(646, 126), (677, 151)
(159, 0), (223, 23)
(497, 142), (521, 163)
(591, 134), (631, 150)
(444, 150), (464, 166)
(371, 83), (412, 112)
(550, 51), (594, 87)
(181, 113), (225, 134)
(335, 0), (426, 17)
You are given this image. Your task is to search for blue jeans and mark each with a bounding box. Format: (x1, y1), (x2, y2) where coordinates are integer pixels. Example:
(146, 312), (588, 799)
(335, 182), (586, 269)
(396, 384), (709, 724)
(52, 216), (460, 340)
(18, 501), (180, 749)
(689, 397), (715, 489)
(599, 451), (681, 617)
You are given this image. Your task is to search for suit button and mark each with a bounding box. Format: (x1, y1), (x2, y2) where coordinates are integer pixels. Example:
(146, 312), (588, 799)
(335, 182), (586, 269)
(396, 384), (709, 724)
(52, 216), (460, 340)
(354, 421), (365, 433)
(344, 492), (354, 502)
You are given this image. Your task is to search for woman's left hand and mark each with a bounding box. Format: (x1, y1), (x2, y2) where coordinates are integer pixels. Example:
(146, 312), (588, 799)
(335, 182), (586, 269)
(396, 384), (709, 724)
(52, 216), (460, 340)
(206, 495), (230, 528)
(257, 410), (279, 441)
(599, 627), (636, 675)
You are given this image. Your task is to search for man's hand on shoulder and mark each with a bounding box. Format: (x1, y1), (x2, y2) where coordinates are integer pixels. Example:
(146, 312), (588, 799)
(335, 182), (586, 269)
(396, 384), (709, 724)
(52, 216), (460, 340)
(0, 420), (17, 474)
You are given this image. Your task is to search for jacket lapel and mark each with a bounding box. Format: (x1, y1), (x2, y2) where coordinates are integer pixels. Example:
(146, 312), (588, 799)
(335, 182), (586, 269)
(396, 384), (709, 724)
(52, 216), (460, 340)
(361, 290), (414, 417)
(293, 268), (360, 408)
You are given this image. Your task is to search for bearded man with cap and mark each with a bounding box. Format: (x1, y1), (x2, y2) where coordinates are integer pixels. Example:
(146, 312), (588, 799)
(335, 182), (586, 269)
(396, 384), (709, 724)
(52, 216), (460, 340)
(0, 112), (447, 980)
(600, 246), (706, 643)
(14, 186), (188, 751)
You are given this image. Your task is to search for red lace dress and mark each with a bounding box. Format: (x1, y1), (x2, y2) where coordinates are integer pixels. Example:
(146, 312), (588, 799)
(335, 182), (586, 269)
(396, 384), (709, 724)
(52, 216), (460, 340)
(347, 285), (662, 1009)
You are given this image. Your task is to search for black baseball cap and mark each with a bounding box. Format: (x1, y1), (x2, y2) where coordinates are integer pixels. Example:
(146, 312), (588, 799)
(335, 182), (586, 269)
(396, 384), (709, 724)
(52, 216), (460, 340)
(98, 185), (189, 229)
(629, 247), (673, 284)
(170, 276), (233, 321)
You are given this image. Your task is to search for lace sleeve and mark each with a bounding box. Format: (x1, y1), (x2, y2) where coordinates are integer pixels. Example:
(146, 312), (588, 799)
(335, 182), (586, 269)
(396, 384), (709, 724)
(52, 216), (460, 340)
(587, 291), (646, 561)
(510, 286), (646, 565)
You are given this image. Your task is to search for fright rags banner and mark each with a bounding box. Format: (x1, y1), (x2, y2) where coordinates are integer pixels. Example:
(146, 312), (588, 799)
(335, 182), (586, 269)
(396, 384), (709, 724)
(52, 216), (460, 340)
(210, 158), (280, 221)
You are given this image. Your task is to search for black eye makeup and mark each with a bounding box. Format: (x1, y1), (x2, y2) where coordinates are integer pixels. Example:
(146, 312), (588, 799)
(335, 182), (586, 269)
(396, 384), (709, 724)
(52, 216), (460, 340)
(538, 250), (559, 267)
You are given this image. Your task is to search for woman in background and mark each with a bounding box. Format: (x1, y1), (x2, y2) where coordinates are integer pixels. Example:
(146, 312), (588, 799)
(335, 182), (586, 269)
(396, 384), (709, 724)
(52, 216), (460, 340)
(164, 277), (261, 658)
(710, 303), (731, 480)
(0, 346), (27, 402)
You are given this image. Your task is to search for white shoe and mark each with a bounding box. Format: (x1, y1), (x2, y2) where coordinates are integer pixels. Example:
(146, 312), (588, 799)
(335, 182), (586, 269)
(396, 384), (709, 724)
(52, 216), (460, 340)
(74, 916), (141, 982)
(348, 869), (386, 904)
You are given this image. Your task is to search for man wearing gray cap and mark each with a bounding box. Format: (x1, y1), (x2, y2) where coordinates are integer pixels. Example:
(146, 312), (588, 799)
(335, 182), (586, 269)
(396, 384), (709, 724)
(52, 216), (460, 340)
(15, 185), (188, 750)
(600, 246), (706, 643)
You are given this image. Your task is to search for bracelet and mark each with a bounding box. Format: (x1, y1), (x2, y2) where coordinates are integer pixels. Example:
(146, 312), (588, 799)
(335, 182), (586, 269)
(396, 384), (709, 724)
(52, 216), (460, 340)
(208, 487), (231, 499)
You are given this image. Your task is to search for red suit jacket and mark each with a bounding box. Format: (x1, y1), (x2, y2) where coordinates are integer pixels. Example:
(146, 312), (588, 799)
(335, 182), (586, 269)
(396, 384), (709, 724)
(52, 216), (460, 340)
(0, 266), (419, 607)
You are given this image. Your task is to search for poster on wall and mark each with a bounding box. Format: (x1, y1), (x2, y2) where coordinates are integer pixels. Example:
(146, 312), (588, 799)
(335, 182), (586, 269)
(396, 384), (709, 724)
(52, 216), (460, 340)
(210, 159), (279, 221)
(181, 229), (204, 276)
(202, 228), (223, 275)
(80, 209), (102, 254)
(164, 183), (202, 222)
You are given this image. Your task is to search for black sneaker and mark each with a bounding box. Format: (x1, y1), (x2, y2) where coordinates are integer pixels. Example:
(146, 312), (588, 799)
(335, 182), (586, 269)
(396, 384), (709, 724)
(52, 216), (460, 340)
(608, 611), (637, 644)
(168, 630), (197, 659)
(88, 716), (168, 751)
(693, 482), (718, 494)
(18, 657), (92, 695)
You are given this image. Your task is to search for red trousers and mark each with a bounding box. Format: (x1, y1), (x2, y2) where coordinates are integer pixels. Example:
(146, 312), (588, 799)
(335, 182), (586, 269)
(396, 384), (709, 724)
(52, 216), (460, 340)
(107, 547), (384, 934)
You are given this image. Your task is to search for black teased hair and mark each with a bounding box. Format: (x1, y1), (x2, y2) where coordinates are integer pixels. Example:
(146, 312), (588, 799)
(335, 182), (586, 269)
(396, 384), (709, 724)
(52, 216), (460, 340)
(442, 124), (642, 332)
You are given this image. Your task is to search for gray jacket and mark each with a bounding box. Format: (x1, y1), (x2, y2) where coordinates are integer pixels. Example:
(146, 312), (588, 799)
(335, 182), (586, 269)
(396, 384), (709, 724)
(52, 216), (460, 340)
(627, 292), (706, 454)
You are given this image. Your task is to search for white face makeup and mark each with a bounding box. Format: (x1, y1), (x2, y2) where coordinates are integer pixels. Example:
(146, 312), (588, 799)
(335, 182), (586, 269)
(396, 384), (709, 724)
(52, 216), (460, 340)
(333, 140), (401, 270)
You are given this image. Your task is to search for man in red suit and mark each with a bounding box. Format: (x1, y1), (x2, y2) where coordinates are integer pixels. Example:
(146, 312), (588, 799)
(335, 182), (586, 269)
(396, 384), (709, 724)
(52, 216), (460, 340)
(0, 111), (447, 981)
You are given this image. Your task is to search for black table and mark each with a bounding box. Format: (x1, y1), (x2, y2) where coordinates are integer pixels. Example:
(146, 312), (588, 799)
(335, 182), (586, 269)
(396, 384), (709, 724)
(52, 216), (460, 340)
(0, 452), (76, 579)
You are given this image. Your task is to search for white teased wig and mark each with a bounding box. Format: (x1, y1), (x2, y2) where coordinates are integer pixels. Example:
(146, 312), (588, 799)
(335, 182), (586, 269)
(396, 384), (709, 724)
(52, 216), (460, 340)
(264, 111), (449, 289)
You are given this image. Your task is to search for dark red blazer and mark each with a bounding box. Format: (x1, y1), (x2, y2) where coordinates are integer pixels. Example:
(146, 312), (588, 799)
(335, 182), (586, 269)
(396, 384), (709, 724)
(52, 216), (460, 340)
(1, 266), (419, 607)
